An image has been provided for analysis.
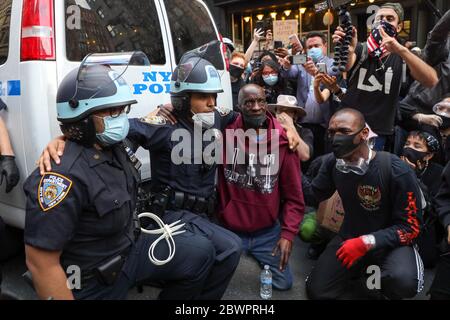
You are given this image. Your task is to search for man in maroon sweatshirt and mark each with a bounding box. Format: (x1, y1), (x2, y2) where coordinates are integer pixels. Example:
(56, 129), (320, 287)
(217, 84), (305, 290)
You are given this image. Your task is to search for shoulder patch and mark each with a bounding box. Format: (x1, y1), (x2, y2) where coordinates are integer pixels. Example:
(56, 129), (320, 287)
(140, 115), (167, 125)
(38, 173), (73, 212)
(215, 106), (231, 117)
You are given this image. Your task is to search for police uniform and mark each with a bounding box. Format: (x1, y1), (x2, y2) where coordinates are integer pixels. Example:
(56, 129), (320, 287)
(128, 108), (243, 300)
(24, 140), (221, 300)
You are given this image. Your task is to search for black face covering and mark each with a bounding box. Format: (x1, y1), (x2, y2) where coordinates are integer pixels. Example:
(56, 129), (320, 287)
(441, 116), (450, 130)
(230, 64), (245, 79)
(332, 128), (364, 159)
(242, 113), (267, 129)
(402, 147), (428, 165)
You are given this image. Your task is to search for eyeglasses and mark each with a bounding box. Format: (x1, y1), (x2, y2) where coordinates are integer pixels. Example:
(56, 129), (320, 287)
(243, 98), (267, 108)
(109, 105), (131, 118)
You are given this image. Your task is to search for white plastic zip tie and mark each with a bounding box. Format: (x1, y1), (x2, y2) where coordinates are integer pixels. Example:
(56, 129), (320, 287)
(138, 212), (186, 266)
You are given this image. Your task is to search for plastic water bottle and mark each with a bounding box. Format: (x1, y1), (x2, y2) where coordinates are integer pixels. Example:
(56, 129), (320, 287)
(260, 265), (272, 300)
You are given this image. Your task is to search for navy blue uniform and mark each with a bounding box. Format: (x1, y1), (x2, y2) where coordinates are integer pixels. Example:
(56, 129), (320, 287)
(303, 152), (425, 299)
(23, 140), (228, 300)
(128, 109), (237, 198)
(127, 109), (242, 299)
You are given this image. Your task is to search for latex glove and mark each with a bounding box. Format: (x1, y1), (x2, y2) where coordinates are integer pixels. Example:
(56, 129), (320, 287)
(0, 155), (20, 193)
(336, 236), (370, 269)
(412, 113), (443, 128)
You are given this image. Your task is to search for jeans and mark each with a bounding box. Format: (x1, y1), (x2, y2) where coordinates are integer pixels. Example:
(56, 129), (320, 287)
(235, 222), (293, 291)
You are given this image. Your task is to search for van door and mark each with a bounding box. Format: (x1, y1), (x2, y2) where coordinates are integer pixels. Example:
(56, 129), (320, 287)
(56, 0), (175, 180)
(0, 0), (29, 228)
(159, 0), (233, 110)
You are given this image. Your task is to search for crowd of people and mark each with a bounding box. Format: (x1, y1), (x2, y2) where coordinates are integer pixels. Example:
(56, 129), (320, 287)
(1, 2), (449, 300)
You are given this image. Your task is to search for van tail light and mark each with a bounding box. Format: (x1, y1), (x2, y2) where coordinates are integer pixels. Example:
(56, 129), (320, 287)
(21, 0), (55, 61)
(218, 33), (230, 71)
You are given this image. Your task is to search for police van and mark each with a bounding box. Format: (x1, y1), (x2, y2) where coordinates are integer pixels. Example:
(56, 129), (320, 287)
(0, 0), (232, 230)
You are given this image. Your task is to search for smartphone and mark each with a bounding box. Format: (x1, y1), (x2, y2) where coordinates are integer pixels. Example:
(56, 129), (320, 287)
(293, 54), (307, 65)
(288, 33), (301, 45)
(274, 41), (283, 49)
(317, 62), (327, 74)
(255, 21), (265, 33)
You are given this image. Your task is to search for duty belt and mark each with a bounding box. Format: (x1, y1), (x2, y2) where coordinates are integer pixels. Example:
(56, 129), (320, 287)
(150, 185), (217, 217)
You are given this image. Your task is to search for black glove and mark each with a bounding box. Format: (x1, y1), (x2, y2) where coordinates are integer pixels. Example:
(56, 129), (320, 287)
(0, 156), (20, 193)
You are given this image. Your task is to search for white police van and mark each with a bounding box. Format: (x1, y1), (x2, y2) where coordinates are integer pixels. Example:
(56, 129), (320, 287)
(0, 0), (232, 230)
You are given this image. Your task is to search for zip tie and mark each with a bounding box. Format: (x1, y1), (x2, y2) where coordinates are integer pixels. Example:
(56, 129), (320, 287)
(138, 212), (186, 266)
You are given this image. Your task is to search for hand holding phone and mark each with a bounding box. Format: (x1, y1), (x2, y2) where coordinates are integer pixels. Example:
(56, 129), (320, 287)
(317, 62), (327, 74)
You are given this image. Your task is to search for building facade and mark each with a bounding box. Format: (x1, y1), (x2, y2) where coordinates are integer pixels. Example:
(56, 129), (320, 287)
(205, 0), (449, 53)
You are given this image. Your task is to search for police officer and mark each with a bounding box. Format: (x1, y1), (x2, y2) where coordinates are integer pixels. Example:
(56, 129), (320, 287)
(37, 56), (242, 300)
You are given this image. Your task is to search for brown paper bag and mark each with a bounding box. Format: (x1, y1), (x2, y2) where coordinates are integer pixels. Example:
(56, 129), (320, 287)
(316, 191), (345, 233)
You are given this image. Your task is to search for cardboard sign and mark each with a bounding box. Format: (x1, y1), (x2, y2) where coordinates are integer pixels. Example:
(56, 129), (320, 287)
(316, 191), (345, 233)
(273, 20), (299, 46)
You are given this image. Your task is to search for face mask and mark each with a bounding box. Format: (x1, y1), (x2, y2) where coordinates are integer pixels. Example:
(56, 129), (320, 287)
(368, 20), (398, 58)
(402, 147), (428, 165)
(332, 128), (364, 159)
(262, 75), (279, 86)
(192, 111), (215, 129)
(242, 112), (267, 129)
(96, 113), (130, 146)
(335, 147), (373, 176)
(440, 116), (450, 130)
(230, 64), (245, 79)
(307, 47), (323, 63)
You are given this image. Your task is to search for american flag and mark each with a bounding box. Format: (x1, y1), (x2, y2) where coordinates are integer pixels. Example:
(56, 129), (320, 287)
(367, 32), (385, 58)
(367, 21), (397, 58)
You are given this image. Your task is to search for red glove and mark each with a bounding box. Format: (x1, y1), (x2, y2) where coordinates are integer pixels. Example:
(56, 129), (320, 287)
(336, 237), (370, 269)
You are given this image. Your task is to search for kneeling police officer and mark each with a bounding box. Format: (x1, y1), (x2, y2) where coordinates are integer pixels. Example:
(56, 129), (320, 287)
(25, 54), (232, 300)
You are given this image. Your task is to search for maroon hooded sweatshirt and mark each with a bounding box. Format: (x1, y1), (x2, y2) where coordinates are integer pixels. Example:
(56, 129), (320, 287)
(217, 112), (305, 241)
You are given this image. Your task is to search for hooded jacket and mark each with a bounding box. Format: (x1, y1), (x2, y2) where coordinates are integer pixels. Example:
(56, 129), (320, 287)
(217, 112), (305, 241)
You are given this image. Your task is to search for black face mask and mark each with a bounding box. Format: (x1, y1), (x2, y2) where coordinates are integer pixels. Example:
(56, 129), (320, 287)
(230, 64), (245, 79)
(332, 128), (364, 159)
(402, 147), (428, 165)
(242, 113), (267, 129)
(441, 116), (450, 130)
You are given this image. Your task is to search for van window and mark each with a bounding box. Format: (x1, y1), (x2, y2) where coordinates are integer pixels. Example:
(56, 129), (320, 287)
(0, 0), (12, 65)
(65, 0), (166, 64)
(164, 0), (223, 69)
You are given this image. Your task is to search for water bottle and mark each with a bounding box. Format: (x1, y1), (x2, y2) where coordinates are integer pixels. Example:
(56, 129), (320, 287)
(260, 265), (272, 300)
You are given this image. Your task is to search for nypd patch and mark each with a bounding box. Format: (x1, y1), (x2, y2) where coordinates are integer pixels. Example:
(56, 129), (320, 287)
(140, 115), (167, 125)
(215, 106), (231, 117)
(38, 173), (73, 212)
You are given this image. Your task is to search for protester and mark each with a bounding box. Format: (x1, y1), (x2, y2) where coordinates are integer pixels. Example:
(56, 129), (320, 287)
(333, 2), (439, 151)
(217, 84), (305, 290)
(429, 161), (450, 300)
(230, 51), (247, 111)
(268, 95), (314, 162)
(279, 31), (337, 160)
(400, 131), (444, 267)
(303, 108), (424, 299)
(251, 60), (293, 104)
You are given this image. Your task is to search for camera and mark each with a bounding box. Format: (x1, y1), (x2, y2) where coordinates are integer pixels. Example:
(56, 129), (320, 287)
(289, 54), (307, 65)
(255, 18), (272, 34)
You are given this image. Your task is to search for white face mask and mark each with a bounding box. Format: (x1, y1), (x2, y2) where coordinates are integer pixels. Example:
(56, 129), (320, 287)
(192, 111), (215, 129)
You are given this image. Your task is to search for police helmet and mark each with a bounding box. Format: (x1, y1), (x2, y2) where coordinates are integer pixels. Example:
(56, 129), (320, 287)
(170, 57), (223, 114)
(57, 64), (137, 146)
